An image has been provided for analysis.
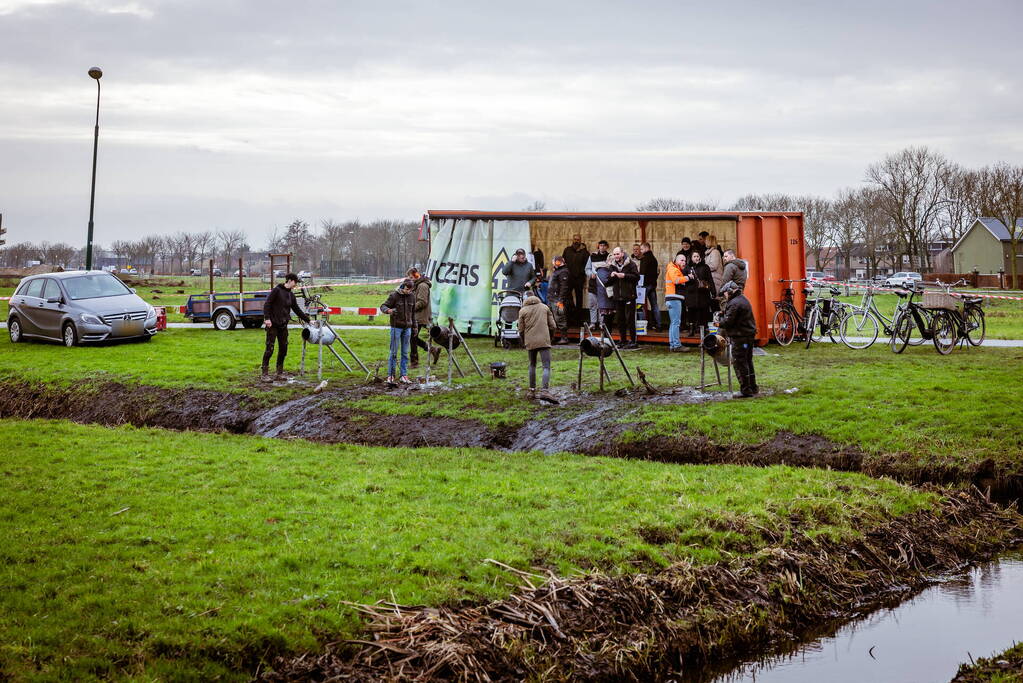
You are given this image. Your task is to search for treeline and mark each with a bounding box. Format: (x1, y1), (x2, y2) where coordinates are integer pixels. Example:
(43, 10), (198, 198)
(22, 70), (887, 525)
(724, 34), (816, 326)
(638, 147), (1023, 280)
(0, 218), (427, 277)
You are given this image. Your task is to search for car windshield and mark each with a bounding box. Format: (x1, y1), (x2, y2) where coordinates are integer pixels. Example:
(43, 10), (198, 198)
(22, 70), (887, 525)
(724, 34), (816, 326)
(62, 274), (132, 300)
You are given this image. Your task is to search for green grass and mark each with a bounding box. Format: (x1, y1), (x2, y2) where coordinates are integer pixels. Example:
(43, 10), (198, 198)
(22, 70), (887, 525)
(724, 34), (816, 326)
(626, 344), (1023, 469)
(0, 419), (933, 680)
(0, 327), (1021, 466)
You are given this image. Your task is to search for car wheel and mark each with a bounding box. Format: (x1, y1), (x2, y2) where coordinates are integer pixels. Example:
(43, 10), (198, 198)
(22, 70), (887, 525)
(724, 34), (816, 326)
(62, 322), (78, 347)
(8, 318), (23, 343)
(213, 310), (236, 331)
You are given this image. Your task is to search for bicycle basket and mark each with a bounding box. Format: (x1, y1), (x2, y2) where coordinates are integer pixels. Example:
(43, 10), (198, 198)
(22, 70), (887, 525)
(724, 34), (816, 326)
(922, 290), (957, 310)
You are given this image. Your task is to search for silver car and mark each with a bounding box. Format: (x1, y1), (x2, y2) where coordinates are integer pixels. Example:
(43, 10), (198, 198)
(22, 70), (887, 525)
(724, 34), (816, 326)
(7, 271), (158, 346)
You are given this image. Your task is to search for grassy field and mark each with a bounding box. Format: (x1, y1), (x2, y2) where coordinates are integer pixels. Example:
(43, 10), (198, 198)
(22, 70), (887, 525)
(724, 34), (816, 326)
(1, 325), (1020, 467)
(0, 418), (933, 680)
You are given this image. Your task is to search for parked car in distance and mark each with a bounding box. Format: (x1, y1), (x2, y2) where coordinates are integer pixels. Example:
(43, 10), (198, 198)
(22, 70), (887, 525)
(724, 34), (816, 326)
(871, 274), (887, 283)
(297, 270), (312, 279)
(807, 271), (827, 281)
(6, 271), (158, 346)
(212, 268), (223, 277)
(189, 268), (202, 276)
(885, 272), (923, 288)
(232, 269), (246, 277)
(119, 267), (138, 275)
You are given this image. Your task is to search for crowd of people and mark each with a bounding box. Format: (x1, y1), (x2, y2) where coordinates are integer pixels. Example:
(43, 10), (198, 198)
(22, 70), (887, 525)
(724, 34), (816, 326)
(259, 230), (759, 399)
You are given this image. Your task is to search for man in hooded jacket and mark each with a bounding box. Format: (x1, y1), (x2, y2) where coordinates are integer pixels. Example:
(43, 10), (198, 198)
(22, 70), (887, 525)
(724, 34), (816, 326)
(721, 250), (748, 291)
(408, 268), (434, 368)
(717, 280), (758, 398)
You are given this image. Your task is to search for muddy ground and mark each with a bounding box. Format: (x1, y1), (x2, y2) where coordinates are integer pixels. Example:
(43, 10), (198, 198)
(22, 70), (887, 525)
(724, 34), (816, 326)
(260, 491), (1023, 682)
(2, 378), (1020, 499)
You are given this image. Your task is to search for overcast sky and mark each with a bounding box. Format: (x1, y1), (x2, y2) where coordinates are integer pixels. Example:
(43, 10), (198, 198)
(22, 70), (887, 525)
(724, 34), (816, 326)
(1, 0), (1021, 248)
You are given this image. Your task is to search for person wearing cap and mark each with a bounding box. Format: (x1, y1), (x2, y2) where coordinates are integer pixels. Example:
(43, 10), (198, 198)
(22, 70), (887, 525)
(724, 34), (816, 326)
(562, 234), (589, 323)
(501, 248), (536, 295)
(546, 255), (572, 343)
(261, 272), (312, 381)
(717, 280), (758, 398)
(380, 278), (417, 384)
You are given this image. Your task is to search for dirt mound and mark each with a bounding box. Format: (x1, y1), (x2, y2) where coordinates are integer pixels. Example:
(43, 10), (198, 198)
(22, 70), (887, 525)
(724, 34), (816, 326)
(260, 491), (1023, 681)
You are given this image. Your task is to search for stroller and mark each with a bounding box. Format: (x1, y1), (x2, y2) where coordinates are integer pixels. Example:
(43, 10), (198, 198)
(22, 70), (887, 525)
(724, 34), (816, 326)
(494, 289), (524, 349)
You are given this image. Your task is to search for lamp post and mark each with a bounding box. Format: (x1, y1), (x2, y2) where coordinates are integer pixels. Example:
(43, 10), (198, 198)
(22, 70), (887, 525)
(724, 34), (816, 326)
(85, 66), (103, 271)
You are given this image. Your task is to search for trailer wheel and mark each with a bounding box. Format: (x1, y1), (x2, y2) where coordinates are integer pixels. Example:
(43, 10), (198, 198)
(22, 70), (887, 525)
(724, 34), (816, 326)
(213, 310), (236, 331)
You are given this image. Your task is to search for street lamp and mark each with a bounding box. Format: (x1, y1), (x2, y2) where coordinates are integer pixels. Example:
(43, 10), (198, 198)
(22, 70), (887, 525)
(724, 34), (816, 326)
(85, 66), (102, 271)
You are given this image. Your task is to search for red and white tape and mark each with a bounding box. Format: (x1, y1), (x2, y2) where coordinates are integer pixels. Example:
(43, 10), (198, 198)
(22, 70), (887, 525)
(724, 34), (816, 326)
(805, 278), (1023, 302)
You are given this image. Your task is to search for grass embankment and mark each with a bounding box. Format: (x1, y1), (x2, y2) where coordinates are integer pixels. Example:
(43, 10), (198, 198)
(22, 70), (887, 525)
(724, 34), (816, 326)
(0, 419), (933, 680)
(2, 326), (1020, 469)
(952, 642), (1023, 682)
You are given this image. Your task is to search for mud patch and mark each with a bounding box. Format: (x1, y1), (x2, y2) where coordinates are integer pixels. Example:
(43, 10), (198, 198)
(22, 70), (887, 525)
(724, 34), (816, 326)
(2, 379), (1021, 498)
(260, 491), (1023, 682)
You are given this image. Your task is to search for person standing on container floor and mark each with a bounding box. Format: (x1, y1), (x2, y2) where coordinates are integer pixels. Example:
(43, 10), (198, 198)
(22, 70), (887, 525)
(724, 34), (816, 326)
(717, 281), (758, 398)
(261, 272), (311, 381)
(380, 278), (417, 384)
(607, 246), (640, 349)
(547, 255), (572, 343)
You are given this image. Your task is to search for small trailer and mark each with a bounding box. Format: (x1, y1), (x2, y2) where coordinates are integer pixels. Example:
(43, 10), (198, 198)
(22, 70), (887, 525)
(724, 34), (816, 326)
(184, 291), (270, 330)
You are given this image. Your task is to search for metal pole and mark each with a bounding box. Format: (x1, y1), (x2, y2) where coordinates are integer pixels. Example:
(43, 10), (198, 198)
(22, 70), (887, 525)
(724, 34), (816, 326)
(324, 322), (368, 373)
(447, 324), (455, 386)
(451, 321), (483, 377)
(598, 323), (605, 392)
(603, 320), (634, 387)
(576, 323), (587, 390)
(317, 336), (323, 381)
(326, 342), (352, 372)
(85, 74), (101, 271)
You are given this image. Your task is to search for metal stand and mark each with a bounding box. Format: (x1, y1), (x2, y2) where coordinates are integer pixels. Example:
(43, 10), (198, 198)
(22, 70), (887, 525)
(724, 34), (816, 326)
(576, 322), (633, 391)
(298, 304), (368, 379)
(698, 326), (733, 393)
(442, 318), (483, 386)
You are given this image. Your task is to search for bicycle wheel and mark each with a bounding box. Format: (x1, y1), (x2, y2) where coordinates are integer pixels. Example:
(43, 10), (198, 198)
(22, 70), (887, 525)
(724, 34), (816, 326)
(965, 307), (986, 346)
(772, 308), (797, 346)
(840, 307), (879, 350)
(931, 310), (957, 355)
(890, 311), (911, 354)
(804, 307), (819, 349)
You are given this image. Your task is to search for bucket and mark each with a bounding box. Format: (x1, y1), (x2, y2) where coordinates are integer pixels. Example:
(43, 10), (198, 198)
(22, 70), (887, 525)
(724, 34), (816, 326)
(636, 319), (648, 336)
(302, 323), (336, 345)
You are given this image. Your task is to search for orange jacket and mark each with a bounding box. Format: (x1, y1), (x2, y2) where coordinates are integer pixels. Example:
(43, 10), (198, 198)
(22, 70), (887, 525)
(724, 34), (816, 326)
(664, 262), (689, 299)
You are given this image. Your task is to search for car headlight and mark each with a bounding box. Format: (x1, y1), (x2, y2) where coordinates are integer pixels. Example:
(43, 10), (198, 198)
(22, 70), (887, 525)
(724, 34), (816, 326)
(146, 306), (157, 320)
(80, 313), (103, 325)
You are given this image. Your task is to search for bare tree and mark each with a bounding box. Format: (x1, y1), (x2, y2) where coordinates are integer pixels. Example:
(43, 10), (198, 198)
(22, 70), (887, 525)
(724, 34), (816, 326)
(1, 242), (37, 268)
(216, 229), (246, 268)
(636, 197), (717, 211)
(976, 162), (1023, 285)
(138, 235), (164, 275)
(939, 165), (982, 245)
(42, 242), (78, 269)
(866, 146), (953, 272)
(109, 240), (130, 268)
(523, 200), (547, 211)
(280, 220), (315, 270)
(193, 231), (215, 268)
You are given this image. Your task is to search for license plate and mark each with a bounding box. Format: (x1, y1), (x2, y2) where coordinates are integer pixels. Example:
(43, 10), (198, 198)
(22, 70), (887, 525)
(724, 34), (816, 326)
(111, 320), (144, 336)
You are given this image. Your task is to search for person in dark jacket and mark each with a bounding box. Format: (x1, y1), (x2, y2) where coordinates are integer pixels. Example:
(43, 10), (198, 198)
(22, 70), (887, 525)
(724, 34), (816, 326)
(408, 268), (433, 369)
(380, 278), (416, 383)
(261, 272), (311, 380)
(685, 250), (717, 335)
(588, 239), (612, 330)
(717, 281), (758, 398)
(501, 248), (536, 294)
(607, 246), (640, 349)
(562, 234), (589, 324)
(721, 250), (748, 291)
(638, 242), (661, 332)
(675, 236), (694, 258)
(546, 255), (572, 343)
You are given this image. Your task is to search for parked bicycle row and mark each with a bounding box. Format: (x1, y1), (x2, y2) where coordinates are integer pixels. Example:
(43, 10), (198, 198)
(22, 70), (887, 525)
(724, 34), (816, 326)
(772, 278), (985, 354)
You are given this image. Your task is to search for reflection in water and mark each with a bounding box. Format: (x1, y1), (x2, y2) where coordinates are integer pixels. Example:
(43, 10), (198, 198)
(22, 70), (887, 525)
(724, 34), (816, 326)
(714, 553), (1023, 683)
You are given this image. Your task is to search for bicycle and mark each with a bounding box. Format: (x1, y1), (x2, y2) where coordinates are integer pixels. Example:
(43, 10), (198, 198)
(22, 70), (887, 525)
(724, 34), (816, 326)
(927, 279), (986, 354)
(804, 283), (849, 349)
(889, 283), (942, 353)
(771, 279), (815, 346)
(837, 285), (896, 350)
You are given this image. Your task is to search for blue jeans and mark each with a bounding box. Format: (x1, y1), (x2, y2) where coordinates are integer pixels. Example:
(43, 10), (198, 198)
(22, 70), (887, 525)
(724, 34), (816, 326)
(389, 327), (411, 377)
(667, 299), (682, 348)
(645, 288), (662, 327)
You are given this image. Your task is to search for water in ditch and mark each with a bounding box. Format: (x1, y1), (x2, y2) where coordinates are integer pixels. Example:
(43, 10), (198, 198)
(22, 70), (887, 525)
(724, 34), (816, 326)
(707, 551), (1023, 683)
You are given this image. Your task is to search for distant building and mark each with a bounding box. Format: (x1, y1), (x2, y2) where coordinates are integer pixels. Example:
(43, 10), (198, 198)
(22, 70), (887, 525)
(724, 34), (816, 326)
(951, 217), (1023, 274)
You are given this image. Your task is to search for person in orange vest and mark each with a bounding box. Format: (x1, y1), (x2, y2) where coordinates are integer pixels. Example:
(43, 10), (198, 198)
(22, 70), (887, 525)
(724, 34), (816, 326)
(664, 253), (689, 351)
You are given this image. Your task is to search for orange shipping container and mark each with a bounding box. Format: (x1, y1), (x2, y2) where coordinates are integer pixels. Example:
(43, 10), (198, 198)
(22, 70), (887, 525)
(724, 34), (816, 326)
(425, 211), (805, 345)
